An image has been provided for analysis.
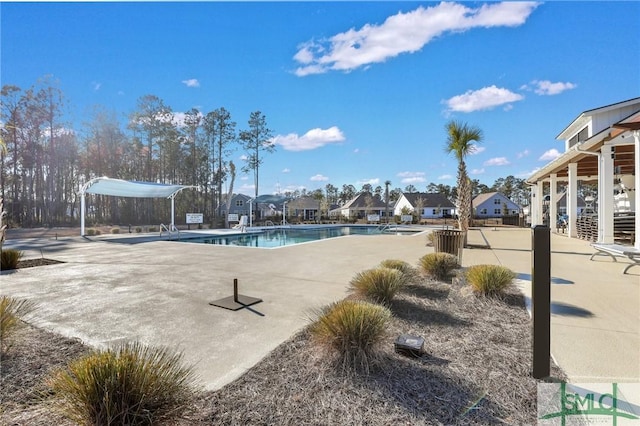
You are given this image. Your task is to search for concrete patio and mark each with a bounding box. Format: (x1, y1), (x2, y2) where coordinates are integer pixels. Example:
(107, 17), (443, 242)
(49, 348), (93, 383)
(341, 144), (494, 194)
(1, 226), (638, 389)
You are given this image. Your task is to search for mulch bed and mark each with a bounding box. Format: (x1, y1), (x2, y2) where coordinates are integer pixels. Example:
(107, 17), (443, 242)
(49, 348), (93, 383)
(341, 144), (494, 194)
(0, 270), (565, 425)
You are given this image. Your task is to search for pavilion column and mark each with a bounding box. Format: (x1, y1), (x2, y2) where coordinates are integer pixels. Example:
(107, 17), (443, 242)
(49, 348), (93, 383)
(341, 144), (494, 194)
(567, 163), (578, 238)
(599, 145), (615, 244)
(634, 131), (640, 250)
(80, 192), (85, 237)
(531, 182), (544, 226)
(549, 174), (558, 231)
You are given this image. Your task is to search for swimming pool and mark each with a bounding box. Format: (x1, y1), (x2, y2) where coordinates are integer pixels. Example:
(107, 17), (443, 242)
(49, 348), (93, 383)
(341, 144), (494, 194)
(177, 225), (419, 248)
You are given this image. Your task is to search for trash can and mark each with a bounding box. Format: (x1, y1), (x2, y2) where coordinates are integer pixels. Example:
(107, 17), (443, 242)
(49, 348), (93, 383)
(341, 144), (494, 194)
(432, 229), (465, 263)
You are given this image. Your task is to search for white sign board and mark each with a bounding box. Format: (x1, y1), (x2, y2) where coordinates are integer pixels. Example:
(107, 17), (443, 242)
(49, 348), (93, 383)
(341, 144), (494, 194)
(401, 215), (413, 223)
(186, 213), (203, 224)
(367, 214), (380, 222)
(227, 213), (239, 222)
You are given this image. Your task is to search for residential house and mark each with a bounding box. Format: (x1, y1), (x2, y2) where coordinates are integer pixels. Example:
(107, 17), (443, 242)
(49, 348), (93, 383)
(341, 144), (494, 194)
(287, 196), (321, 222)
(472, 192), (521, 218)
(218, 194), (252, 219)
(393, 192), (456, 219)
(329, 192), (387, 221)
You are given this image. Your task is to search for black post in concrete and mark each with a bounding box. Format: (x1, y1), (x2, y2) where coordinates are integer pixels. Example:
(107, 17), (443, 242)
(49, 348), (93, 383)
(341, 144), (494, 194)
(532, 225), (551, 379)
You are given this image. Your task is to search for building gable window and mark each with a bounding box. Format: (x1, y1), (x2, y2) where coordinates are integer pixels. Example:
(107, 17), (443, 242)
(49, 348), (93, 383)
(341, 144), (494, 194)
(480, 208), (487, 215)
(493, 198), (501, 204)
(494, 208), (501, 215)
(235, 200), (244, 207)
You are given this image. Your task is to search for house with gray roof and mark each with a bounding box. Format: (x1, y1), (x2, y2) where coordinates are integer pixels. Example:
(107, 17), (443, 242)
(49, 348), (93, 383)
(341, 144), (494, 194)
(329, 192), (387, 221)
(472, 192), (521, 218)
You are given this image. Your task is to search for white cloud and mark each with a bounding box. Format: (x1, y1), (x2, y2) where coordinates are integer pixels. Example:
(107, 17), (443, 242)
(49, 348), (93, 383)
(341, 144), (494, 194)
(357, 178), (380, 186)
(282, 168), (291, 173)
(310, 174), (329, 182)
(92, 82), (101, 91)
(397, 171), (426, 184)
(353, 148), (360, 154)
(444, 85), (524, 112)
(470, 145), (485, 155)
(438, 174), (453, 180)
(483, 157), (510, 166)
(516, 167), (540, 178)
(272, 126), (345, 151)
(539, 149), (561, 161)
(294, 2), (538, 76)
(182, 79), (200, 88)
(523, 80), (577, 96)
(471, 168), (485, 175)
(517, 149), (530, 159)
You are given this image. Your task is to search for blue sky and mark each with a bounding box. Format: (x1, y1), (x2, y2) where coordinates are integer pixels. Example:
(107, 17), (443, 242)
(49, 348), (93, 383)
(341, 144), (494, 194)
(2, 1), (639, 196)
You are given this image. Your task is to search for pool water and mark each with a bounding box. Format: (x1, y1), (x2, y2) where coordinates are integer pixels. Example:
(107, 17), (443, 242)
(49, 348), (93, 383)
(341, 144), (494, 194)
(179, 226), (410, 248)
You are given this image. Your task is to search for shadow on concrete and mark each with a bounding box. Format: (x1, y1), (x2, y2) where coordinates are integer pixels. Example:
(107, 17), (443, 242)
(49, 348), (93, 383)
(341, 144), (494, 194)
(550, 302), (594, 318)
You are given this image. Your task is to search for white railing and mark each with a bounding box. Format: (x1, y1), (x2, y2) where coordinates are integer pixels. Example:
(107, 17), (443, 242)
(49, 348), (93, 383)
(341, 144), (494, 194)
(160, 223), (180, 240)
(265, 220), (275, 227)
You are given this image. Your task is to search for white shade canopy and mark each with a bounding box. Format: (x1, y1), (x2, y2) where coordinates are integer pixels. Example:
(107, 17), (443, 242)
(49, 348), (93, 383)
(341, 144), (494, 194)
(78, 177), (197, 236)
(80, 177), (194, 198)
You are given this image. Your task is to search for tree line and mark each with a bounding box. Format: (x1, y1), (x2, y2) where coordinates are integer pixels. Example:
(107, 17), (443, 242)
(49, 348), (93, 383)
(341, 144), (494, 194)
(1, 77), (531, 229)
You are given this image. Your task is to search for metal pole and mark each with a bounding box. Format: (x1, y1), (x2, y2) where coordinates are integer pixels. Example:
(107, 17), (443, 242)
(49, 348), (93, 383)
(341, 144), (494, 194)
(532, 225), (551, 379)
(80, 192), (85, 236)
(233, 278), (239, 303)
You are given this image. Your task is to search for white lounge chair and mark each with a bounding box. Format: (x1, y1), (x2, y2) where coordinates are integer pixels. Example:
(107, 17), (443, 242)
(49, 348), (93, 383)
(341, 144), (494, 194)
(232, 215), (248, 232)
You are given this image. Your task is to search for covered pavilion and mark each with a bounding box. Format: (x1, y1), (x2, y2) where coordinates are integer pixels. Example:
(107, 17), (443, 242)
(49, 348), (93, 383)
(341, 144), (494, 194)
(527, 98), (639, 250)
(78, 177), (197, 236)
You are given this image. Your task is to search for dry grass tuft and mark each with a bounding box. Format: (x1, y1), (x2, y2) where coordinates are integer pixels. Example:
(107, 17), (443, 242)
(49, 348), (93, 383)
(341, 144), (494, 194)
(47, 342), (197, 426)
(349, 267), (406, 305)
(309, 300), (391, 374)
(466, 264), (516, 296)
(1, 296), (36, 351)
(419, 252), (460, 281)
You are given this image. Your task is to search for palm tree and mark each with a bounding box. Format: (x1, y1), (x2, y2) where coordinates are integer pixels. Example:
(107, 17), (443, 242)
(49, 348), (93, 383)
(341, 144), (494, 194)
(444, 120), (483, 242)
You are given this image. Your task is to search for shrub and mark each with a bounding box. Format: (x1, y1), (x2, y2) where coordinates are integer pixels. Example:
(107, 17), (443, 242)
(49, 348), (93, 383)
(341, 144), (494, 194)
(419, 252), (460, 281)
(309, 300), (391, 373)
(148, 226), (158, 233)
(380, 259), (413, 275)
(86, 229), (96, 236)
(1, 296), (36, 350)
(135, 227), (142, 233)
(349, 267), (405, 305)
(426, 232), (435, 246)
(1, 248), (23, 270)
(47, 342), (196, 426)
(465, 264), (516, 296)
(110, 228), (120, 234)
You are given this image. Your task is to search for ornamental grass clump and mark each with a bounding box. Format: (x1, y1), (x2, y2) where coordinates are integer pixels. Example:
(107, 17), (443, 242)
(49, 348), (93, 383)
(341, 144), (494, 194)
(349, 266), (405, 305)
(380, 259), (413, 275)
(47, 342), (197, 426)
(1, 248), (23, 270)
(419, 252), (459, 281)
(309, 300), (391, 373)
(0, 296), (36, 351)
(465, 264), (516, 296)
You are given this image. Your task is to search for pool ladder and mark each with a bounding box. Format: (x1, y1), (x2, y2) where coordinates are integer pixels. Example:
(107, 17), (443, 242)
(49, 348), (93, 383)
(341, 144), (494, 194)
(160, 223), (181, 240)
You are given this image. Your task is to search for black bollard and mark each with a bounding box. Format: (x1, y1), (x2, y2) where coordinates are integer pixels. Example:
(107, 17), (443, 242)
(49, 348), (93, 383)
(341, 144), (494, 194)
(532, 225), (551, 379)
